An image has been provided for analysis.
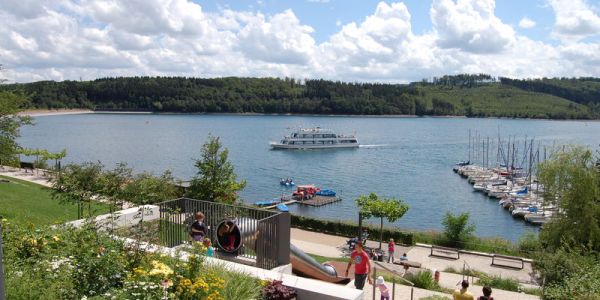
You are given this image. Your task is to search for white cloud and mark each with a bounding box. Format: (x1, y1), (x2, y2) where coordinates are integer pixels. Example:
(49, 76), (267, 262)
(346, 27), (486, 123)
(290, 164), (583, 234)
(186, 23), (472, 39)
(430, 0), (515, 54)
(548, 0), (600, 40)
(0, 0), (599, 83)
(519, 17), (536, 29)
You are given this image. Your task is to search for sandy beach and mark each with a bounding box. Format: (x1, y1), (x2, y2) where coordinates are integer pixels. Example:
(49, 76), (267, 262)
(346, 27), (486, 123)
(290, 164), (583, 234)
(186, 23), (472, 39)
(17, 108), (94, 117)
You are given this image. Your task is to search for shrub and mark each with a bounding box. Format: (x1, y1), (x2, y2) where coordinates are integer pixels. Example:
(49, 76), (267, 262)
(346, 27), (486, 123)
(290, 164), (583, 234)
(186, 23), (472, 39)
(291, 215), (414, 245)
(441, 212), (475, 247)
(517, 232), (541, 254)
(262, 280), (297, 300)
(477, 275), (520, 292)
(403, 270), (441, 291)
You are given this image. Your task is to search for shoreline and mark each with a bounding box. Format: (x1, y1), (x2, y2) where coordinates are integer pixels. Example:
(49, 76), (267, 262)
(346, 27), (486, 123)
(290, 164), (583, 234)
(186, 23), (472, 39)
(18, 109), (94, 117)
(22, 109), (600, 121)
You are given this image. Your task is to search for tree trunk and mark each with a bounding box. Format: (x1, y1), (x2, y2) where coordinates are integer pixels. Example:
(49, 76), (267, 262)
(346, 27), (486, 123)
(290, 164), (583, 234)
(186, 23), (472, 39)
(379, 217), (383, 250)
(357, 212), (363, 239)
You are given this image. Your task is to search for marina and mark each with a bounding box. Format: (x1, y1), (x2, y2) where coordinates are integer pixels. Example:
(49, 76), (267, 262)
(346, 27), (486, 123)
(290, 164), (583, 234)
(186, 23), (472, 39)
(453, 131), (555, 226)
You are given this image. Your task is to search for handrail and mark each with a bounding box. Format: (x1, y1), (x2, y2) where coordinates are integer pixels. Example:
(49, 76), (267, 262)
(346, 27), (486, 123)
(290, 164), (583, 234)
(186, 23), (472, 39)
(374, 261), (415, 286)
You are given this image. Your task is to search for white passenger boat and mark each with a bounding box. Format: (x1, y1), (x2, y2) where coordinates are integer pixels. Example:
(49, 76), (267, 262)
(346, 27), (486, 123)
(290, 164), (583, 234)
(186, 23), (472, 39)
(270, 127), (359, 149)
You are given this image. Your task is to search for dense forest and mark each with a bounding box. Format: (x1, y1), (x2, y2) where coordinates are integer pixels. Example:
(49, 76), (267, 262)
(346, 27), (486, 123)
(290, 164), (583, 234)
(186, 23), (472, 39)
(2, 74), (599, 119)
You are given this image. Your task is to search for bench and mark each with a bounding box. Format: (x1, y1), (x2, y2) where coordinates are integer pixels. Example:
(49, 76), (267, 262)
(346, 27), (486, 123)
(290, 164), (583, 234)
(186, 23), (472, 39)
(430, 245), (460, 260)
(19, 162), (35, 173)
(491, 254), (525, 270)
(393, 260), (422, 268)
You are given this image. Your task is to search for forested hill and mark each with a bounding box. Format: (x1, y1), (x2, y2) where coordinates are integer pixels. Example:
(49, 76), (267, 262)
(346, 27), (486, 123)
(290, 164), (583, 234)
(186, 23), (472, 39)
(2, 75), (599, 119)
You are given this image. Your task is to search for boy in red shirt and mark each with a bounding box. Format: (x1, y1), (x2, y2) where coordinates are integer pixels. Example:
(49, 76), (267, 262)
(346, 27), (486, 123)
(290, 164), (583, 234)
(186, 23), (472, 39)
(345, 242), (372, 290)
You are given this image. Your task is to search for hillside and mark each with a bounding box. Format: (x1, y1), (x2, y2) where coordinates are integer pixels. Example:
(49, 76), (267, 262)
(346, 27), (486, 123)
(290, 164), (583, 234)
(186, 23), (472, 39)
(1, 75), (598, 119)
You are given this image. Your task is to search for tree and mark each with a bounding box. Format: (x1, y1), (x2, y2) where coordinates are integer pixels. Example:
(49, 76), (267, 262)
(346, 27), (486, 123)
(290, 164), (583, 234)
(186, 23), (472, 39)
(356, 192), (409, 249)
(99, 162), (133, 210)
(442, 212), (475, 247)
(0, 91), (32, 166)
(187, 135), (246, 204)
(537, 146), (600, 251)
(124, 170), (180, 205)
(51, 162), (104, 219)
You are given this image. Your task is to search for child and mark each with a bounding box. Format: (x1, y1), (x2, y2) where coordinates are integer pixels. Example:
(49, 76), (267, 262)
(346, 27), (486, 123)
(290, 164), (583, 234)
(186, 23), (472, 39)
(400, 253), (408, 261)
(203, 238), (215, 257)
(190, 211), (207, 242)
(376, 276), (390, 300)
(387, 238), (395, 263)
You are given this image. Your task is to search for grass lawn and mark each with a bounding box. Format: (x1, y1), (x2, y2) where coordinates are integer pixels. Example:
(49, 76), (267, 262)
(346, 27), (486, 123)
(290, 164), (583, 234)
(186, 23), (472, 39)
(0, 175), (112, 225)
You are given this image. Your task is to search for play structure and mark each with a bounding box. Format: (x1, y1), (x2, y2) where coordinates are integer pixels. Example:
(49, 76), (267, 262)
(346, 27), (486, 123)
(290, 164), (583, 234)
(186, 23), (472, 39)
(214, 219), (349, 284)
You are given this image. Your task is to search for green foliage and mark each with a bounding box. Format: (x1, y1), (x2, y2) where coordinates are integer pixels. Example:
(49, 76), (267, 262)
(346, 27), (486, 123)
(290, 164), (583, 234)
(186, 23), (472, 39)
(401, 270), (446, 292)
(290, 215), (415, 245)
(441, 212), (475, 247)
(51, 162), (105, 218)
(538, 146), (600, 251)
(356, 192), (409, 222)
(477, 274), (520, 292)
(543, 261), (600, 300)
(1, 220), (262, 300)
(517, 232), (541, 254)
(356, 192), (409, 248)
(187, 135), (246, 204)
(0, 91), (32, 165)
(124, 170), (180, 205)
(2, 75), (597, 119)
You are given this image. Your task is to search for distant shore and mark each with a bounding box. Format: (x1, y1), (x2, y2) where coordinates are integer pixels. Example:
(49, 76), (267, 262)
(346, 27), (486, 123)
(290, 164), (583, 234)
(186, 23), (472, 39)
(17, 109), (600, 121)
(18, 109), (94, 117)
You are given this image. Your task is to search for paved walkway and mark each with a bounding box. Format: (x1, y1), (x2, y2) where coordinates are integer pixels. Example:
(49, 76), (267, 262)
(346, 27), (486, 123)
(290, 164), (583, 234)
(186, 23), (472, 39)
(0, 166), (53, 187)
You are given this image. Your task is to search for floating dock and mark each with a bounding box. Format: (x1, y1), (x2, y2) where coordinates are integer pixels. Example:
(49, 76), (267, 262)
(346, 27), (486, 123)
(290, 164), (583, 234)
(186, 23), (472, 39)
(263, 199), (297, 210)
(298, 195), (341, 207)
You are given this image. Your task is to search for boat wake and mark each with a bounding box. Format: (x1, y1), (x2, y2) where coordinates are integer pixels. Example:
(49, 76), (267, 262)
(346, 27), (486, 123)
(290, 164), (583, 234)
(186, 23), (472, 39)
(359, 144), (391, 148)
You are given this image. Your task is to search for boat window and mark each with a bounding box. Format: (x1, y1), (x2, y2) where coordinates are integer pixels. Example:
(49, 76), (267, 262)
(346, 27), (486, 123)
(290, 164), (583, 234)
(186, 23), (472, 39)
(289, 141), (295, 145)
(292, 133), (297, 138)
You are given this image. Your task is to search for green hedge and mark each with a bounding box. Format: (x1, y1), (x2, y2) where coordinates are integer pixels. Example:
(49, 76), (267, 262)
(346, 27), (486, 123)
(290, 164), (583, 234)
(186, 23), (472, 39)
(290, 215), (415, 246)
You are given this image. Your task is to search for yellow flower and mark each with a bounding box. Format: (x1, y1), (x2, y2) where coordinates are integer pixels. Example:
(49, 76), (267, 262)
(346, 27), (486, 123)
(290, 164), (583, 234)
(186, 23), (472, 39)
(52, 235), (61, 242)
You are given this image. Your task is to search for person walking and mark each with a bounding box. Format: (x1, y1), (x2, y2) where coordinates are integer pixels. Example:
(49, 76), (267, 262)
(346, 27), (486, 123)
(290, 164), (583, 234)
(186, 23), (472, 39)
(453, 280), (475, 300)
(387, 238), (395, 263)
(345, 242), (372, 290)
(376, 276), (390, 300)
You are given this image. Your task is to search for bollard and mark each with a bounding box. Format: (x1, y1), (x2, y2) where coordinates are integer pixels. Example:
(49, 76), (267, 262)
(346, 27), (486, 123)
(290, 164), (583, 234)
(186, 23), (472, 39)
(410, 287), (414, 300)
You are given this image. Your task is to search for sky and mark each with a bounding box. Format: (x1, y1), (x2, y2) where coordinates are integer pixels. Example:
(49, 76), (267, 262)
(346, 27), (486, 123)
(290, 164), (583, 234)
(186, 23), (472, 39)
(1, 0), (600, 83)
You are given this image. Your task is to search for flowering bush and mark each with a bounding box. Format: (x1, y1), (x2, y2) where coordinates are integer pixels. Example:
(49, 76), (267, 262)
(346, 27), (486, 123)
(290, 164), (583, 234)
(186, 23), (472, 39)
(1, 219), (256, 300)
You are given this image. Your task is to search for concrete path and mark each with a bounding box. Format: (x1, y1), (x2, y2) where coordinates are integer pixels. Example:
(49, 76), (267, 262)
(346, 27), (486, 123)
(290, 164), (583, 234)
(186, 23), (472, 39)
(0, 166), (53, 187)
(406, 246), (537, 284)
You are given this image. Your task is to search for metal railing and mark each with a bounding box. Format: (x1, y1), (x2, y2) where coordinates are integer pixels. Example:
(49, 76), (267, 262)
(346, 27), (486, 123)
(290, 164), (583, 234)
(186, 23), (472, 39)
(372, 262), (415, 300)
(157, 198), (290, 270)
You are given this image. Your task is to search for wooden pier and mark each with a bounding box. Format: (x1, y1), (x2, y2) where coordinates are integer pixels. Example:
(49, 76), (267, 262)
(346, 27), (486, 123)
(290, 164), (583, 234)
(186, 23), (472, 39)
(298, 195), (342, 207)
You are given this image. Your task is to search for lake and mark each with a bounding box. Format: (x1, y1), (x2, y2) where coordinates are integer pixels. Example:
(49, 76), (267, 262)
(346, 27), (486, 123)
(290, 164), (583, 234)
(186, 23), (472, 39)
(18, 113), (600, 241)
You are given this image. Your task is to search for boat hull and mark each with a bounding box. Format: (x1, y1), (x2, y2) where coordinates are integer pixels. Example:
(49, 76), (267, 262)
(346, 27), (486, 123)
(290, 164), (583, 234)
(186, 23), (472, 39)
(270, 143), (360, 150)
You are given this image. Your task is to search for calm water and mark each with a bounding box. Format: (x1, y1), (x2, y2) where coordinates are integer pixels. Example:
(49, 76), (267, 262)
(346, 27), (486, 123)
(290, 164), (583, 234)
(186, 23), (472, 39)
(18, 114), (600, 241)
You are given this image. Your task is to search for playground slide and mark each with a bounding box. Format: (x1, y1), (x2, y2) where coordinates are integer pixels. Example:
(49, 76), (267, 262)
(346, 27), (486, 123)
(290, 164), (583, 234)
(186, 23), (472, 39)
(290, 243), (349, 284)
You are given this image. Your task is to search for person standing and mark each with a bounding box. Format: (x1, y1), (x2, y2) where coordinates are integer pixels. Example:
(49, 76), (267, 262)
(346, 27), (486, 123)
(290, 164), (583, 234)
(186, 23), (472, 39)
(345, 242), (372, 290)
(387, 238), (395, 263)
(453, 280), (475, 300)
(190, 212), (207, 242)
